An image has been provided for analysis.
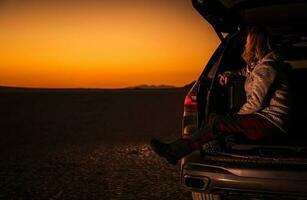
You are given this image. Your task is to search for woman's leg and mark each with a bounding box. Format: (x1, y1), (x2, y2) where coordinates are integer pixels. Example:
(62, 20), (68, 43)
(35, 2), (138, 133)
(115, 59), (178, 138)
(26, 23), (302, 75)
(216, 114), (284, 140)
(189, 113), (284, 149)
(150, 113), (283, 164)
(150, 114), (233, 164)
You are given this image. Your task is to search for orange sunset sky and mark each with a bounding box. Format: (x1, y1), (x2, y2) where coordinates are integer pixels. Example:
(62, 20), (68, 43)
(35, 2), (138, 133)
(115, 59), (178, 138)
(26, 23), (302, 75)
(0, 0), (220, 88)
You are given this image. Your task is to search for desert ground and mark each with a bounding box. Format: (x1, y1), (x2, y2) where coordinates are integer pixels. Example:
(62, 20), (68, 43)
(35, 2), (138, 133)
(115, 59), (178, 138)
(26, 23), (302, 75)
(0, 87), (192, 200)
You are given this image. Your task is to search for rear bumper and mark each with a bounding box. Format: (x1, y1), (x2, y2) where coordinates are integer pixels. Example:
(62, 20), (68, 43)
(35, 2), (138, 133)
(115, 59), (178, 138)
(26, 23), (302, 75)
(181, 151), (307, 197)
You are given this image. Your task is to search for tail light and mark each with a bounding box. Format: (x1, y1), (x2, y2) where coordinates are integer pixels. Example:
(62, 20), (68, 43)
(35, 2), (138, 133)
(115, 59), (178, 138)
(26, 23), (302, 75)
(182, 82), (199, 138)
(182, 92), (198, 138)
(184, 92), (197, 112)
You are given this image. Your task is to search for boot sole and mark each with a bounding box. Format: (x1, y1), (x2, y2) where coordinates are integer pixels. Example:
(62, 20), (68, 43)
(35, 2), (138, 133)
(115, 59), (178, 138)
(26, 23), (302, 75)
(150, 139), (179, 165)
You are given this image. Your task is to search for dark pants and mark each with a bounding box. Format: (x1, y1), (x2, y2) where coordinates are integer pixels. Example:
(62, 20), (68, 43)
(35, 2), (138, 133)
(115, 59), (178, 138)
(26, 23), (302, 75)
(190, 113), (284, 149)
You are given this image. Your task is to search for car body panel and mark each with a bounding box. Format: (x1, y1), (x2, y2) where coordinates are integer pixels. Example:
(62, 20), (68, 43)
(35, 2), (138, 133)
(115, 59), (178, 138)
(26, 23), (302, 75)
(181, 151), (307, 195)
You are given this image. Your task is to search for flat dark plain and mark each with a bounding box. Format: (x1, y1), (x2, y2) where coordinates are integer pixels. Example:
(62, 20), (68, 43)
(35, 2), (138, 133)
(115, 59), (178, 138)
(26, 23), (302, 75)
(0, 88), (192, 200)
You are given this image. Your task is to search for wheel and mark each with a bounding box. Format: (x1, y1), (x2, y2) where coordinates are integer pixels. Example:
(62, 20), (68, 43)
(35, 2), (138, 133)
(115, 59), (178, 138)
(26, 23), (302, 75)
(192, 192), (221, 200)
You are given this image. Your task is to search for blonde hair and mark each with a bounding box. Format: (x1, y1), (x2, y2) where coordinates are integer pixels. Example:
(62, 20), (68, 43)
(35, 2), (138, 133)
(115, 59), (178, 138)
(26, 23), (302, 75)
(242, 27), (276, 66)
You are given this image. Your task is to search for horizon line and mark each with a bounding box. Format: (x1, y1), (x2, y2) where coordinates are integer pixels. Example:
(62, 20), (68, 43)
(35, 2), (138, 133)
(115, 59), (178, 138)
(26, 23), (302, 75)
(0, 84), (189, 90)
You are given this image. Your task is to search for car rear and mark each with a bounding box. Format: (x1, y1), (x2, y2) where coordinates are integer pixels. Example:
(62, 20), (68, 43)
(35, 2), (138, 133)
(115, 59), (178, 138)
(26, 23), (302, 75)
(180, 0), (307, 199)
(182, 144), (307, 199)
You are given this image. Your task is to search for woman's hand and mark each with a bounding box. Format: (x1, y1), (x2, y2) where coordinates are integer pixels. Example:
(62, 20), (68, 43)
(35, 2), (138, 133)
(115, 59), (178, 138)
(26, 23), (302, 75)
(218, 71), (233, 86)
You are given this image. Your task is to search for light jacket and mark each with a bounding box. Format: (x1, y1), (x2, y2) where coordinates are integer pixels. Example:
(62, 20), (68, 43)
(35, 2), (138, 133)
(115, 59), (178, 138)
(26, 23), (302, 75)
(236, 52), (292, 133)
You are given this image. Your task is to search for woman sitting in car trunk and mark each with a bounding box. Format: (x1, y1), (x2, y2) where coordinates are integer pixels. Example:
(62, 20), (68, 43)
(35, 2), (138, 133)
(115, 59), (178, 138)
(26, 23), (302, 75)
(150, 26), (293, 165)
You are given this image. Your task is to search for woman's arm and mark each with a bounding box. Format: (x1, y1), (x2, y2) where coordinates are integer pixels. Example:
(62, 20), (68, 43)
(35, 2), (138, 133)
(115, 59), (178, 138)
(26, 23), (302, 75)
(218, 67), (247, 85)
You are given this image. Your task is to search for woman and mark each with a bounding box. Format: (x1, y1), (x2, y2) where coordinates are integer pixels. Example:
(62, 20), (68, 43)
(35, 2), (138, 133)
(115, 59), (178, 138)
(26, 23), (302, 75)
(150, 27), (293, 165)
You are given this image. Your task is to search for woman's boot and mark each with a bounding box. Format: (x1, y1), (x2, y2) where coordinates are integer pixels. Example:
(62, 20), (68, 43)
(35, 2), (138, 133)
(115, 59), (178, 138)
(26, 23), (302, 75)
(150, 138), (193, 165)
(150, 114), (219, 165)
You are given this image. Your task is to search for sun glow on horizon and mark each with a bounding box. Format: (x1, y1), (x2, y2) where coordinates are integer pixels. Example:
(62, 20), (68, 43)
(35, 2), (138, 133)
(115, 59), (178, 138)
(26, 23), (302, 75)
(0, 0), (219, 88)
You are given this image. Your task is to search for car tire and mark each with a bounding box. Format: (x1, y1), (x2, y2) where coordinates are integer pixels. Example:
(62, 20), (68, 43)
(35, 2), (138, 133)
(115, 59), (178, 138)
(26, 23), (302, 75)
(192, 192), (221, 200)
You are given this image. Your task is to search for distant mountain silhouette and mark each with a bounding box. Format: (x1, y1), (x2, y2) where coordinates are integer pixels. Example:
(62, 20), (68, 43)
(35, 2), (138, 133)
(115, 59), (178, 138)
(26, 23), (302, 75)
(126, 81), (198, 90)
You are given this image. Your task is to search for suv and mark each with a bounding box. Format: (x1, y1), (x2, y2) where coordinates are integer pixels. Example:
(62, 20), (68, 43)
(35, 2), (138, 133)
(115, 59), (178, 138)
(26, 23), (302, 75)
(180, 0), (307, 199)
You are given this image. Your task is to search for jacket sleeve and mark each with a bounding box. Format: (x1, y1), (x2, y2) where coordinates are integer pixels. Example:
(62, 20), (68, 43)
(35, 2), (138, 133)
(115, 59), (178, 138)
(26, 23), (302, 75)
(238, 64), (276, 115)
(221, 67), (247, 78)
